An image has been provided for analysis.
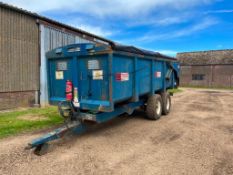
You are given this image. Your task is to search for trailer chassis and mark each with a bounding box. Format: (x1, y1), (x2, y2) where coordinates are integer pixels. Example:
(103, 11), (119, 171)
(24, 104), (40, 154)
(26, 100), (144, 155)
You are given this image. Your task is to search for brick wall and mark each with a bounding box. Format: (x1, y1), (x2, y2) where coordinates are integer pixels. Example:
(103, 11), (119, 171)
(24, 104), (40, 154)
(177, 50), (233, 88)
(0, 91), (35, 110)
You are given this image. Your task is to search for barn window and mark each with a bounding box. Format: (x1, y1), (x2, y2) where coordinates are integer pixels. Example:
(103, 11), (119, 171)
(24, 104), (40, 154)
(192, 74), (205, 80)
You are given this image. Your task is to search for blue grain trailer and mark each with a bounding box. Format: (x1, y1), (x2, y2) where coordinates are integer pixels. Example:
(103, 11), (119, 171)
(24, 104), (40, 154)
(27, 43), (180, 155)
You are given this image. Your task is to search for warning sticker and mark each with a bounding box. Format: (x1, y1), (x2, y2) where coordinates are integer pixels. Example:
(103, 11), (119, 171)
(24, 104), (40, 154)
(88, 60), (99, 70)
(56, 61), (67, 71)
(116, 73), (129, 81)
(55, 71), (64, 80)
(155, 71), (161, 78)
(93, 70), (103, 80)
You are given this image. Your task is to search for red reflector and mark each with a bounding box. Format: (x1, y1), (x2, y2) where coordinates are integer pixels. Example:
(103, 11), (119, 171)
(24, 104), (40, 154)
(115, 73), (129, 81)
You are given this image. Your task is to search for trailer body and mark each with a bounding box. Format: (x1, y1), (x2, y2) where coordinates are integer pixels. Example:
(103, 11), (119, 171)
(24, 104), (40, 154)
(47, 43), (179, 115)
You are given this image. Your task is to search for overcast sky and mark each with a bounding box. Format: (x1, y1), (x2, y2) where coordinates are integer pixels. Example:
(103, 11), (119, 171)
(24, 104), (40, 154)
(2, 0), (233, 56)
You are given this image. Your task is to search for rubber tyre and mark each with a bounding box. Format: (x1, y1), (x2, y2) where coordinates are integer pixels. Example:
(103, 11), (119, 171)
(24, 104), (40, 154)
(161, 92), (171, 115)
(146, 94), (162, 120)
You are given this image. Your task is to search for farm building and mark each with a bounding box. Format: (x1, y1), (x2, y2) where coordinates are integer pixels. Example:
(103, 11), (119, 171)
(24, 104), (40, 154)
(0, 2), (113, 110)
(177, 50), (233, 88)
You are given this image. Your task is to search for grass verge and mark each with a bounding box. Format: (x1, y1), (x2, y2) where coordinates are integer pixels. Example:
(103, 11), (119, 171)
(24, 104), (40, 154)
(0, 106), (63, 139)
(168, 88), (183, 94)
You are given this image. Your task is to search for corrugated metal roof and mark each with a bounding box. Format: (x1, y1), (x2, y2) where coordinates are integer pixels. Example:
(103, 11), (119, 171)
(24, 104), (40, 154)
(178, 49), (233, 54)
(0, 2), (114, 45)
(177, 49), (233, 65)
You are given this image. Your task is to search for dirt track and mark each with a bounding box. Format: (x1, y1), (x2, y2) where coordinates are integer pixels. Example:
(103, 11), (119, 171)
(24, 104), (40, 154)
(0, 88), (233, 175)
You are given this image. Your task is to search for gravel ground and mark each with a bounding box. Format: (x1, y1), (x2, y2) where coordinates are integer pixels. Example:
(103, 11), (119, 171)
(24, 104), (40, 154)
(0, 88), (233, 175)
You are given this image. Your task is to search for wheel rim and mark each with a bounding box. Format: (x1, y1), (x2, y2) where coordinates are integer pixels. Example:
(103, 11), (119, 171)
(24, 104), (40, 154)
(156, 101), (161, 114)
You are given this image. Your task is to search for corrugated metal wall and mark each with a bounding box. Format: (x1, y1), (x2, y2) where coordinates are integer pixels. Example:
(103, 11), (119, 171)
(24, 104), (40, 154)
(0, 6), (39, 92)
(43, 26), (75, 52)
(40, 25), (95, 106)
(43, 26), (92, 52)
(0, 5), (106, 109)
